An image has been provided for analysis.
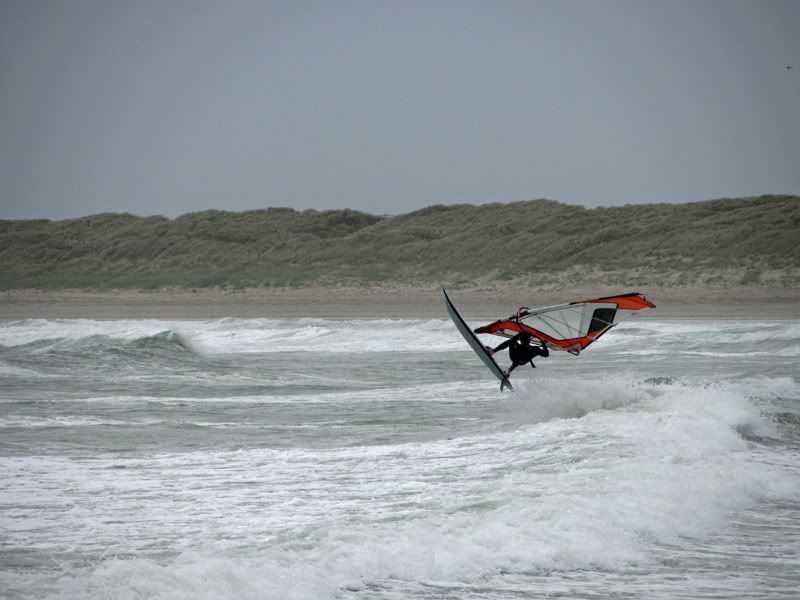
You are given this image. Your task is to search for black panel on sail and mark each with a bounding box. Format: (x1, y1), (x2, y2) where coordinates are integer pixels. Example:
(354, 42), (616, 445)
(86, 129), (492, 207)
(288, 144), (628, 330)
(589, 308), (617, 334)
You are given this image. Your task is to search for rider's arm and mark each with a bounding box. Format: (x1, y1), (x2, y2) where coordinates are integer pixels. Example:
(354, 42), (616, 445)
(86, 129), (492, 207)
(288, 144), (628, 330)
(492, 333), (520, 353)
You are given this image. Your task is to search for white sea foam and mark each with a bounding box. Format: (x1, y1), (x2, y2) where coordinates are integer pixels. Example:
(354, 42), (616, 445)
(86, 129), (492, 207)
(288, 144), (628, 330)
(3, 376), (796, 599)
(0, 415), (137, 428)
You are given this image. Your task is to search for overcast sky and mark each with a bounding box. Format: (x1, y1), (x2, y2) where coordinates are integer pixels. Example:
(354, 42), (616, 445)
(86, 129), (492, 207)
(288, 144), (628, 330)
(1, 0), (798, 220)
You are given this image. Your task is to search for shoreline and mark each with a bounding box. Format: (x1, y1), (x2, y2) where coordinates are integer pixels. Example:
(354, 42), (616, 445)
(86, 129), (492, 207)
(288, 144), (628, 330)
(1, 286), (798, 320)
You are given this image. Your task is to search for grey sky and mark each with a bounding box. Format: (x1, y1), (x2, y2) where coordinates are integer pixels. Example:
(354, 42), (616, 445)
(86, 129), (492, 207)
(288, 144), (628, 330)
(1, 0), (798, 220)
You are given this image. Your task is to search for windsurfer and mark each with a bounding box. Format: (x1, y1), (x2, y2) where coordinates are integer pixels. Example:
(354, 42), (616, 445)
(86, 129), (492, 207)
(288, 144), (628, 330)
(486, 331), (549, 378)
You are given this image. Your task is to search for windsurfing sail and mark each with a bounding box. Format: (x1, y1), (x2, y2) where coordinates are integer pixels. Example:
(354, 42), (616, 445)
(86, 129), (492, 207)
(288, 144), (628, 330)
(474, 292), (655, 355)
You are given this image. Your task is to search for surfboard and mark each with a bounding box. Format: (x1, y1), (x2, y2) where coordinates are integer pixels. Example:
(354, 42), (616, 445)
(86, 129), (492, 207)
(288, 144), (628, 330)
(443, 288), (513, 391)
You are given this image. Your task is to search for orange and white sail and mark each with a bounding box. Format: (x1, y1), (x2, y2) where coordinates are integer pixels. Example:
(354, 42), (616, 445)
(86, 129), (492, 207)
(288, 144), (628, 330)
(474, 292), (655, 354)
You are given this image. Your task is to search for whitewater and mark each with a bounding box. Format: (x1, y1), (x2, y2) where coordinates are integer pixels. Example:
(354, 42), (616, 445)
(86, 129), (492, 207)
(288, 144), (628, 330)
(1, 316), (799, 599)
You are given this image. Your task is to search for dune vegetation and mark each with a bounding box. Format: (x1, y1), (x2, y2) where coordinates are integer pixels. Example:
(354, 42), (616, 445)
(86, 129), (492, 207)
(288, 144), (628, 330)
(1, 195), (798, 290)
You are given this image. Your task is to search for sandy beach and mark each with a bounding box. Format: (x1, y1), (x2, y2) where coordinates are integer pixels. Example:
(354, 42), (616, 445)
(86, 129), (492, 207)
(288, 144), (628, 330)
(1, 285), (798, 320)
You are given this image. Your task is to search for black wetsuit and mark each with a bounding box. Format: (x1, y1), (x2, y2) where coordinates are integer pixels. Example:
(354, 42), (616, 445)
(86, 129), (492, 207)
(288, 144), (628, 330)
(494, 333), (549, 369)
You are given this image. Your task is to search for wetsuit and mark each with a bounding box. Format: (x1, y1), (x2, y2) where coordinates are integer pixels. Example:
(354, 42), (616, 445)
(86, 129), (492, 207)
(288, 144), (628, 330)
(493, 332), (549, 371)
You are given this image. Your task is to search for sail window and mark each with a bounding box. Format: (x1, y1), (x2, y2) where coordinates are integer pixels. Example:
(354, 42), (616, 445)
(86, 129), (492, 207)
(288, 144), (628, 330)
(589, 308), (616, 334)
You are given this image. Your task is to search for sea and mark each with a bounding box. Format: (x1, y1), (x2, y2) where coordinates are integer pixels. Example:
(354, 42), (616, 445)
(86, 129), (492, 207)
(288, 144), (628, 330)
(1, 315), (799, 599)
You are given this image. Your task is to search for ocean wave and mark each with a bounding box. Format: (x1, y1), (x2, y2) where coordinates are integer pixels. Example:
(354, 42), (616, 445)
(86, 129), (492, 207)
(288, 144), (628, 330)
(24, 378), (799, 599)
(0, 330), (198, 362)
(2, 318), (799, 359)
(4, 317), (799, 599)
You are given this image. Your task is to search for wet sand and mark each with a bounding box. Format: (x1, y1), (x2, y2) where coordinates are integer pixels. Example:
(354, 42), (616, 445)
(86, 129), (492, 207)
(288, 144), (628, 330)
(1, 286), (798, 320)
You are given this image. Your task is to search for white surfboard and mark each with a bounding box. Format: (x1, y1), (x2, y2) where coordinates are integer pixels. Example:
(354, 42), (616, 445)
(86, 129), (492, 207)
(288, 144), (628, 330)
(443, 288), (512, 391)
